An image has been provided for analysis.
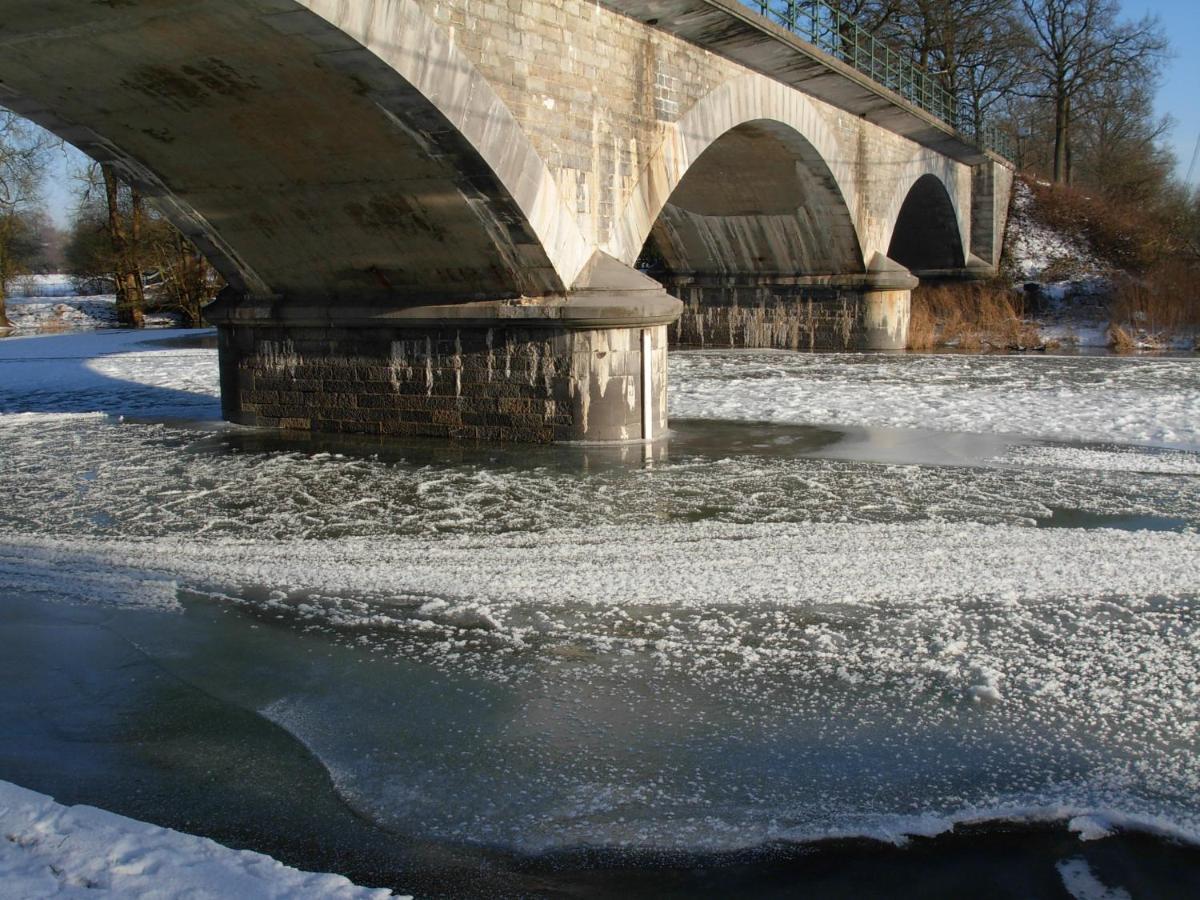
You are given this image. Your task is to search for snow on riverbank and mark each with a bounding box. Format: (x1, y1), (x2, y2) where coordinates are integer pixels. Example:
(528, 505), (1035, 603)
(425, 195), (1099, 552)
(4, 278), (182, 333)
(0, 328), (219, 419)
(0, 781), (398, 898)
(1006, 181), (1103, 282)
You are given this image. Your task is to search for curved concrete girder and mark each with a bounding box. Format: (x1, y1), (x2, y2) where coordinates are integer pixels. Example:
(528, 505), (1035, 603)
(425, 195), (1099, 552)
(0, 0), (591, 303)
(606, 74), (863, 272)
(874, 160), (971, 273)
(645, 120), (864, 277)
(296, 0), (593, 290)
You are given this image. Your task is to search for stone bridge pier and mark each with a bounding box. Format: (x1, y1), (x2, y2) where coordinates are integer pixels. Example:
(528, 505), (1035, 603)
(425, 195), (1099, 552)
(0, 0), (1011, 442)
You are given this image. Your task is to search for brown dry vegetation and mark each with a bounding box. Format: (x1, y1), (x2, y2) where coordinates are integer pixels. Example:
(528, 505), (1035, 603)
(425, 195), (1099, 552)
(1026, 179), (1180, 274)
(1105, 323), (1136, 353)
(908, 282), (1041, 351)
(1108, 259), (1200, 347)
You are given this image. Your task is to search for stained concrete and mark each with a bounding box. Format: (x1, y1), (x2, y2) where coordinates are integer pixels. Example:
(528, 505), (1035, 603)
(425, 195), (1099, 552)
(0, 0), (1012, 441)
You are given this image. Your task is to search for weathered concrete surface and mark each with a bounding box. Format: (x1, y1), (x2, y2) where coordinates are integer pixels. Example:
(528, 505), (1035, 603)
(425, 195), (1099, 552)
(600, 0), (1001, 164)
(0, 0), (1011, 440)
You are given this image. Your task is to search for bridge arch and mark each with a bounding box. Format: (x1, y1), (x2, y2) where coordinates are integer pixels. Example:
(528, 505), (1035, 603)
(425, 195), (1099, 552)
(0, 0), (591, 302)
(608, 74), (863, 274)
(879, 167), (969, 276)
(639, 119), (864, 278)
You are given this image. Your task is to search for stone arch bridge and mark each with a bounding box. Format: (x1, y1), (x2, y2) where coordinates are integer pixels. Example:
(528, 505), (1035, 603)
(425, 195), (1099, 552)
(0, 0), (1012, 442)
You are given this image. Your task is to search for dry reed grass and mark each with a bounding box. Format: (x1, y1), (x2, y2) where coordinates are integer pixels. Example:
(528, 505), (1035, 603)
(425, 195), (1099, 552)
(908, 282), (1040, 351)
(1105, 323), (1136, 353)
(1108, 259), (1200, 344)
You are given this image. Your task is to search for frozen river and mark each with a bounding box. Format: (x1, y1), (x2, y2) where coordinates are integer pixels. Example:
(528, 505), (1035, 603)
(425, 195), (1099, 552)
(1, 329), (1199, 896)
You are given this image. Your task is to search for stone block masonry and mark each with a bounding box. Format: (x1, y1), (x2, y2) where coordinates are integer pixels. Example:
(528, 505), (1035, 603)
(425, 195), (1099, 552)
(666, 281), (864, 350)
(217, 323), (668, 443)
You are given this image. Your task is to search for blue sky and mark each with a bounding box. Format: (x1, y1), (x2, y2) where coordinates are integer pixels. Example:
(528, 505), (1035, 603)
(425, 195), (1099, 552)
(1122, 0), (1200, 185)
(38, 0), (1200, 227)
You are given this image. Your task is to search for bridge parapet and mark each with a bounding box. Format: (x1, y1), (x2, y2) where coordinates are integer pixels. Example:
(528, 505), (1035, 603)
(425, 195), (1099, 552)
(746, 0), (1013, 159)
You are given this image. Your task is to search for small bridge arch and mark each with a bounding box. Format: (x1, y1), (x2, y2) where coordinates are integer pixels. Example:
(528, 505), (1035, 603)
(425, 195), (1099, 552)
(886, 173), (967, 276)
(608, 75), (863, 271)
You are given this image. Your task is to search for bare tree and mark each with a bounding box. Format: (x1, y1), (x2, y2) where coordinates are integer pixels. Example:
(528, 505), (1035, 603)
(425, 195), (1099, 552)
(1072, 76), (1174, 205)
(0, 111), (50, 328)
(100, 163), (146, 327)
(1021, 0), (1167, 184)
(68, 162), (222, 325)
(147, 229), (219, 327)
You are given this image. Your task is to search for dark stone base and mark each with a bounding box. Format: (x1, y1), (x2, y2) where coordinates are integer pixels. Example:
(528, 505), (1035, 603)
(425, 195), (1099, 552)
(216, 322), (668, 443)
(660, 267), (913, 351)
(664, 281), (864, 350)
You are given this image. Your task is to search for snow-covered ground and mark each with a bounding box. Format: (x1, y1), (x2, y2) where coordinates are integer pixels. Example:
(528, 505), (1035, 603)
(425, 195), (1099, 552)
(4, 277), (182, 333)
(0, 781), (398, 898)
(1003, 181), (1198, 352)
(1, 329), (1199, 884)
(1006, 181), (1103, 283)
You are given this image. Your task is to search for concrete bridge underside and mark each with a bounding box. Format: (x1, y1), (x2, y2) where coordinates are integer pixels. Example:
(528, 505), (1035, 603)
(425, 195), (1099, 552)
(0, 0), (1012, 442)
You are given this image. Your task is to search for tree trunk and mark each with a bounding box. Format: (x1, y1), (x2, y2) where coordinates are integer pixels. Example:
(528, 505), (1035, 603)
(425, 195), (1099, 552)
(129, 185), (146, 322)
(1053, 89), (1070, 184)
(0, 218), (12, 329)
(102, 164), (145, 328)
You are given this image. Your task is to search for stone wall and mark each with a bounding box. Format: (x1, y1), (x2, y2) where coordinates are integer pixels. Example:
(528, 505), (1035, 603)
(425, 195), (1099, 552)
(665, 281), (865, 350)
(218, 323), (667, 443)
(971, 160), (1015, 267)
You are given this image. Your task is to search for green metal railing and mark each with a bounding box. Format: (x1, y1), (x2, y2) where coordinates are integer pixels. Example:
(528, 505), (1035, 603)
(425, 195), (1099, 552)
(747, 0), (1014, 160)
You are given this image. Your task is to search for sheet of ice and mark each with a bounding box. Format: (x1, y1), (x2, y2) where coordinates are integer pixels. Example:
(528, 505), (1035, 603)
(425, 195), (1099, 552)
(4, 522), (1198, 616)
(995, 444), (1200, 475)
(3, 329), (1200, 855)
(2, 520), (1198, 850)
(0, 780), (398, 898)
(669, 351), (1200, 447)
(3, 414), (1200, 540)
(0, 328), (219, 419)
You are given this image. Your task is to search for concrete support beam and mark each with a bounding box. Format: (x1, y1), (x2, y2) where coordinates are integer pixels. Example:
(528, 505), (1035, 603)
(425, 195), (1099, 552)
(860, 254), (918, 351)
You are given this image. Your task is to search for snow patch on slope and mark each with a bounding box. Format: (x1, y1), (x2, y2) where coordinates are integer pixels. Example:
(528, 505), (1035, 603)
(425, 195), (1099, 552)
(1006, 181), (1103, 281)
